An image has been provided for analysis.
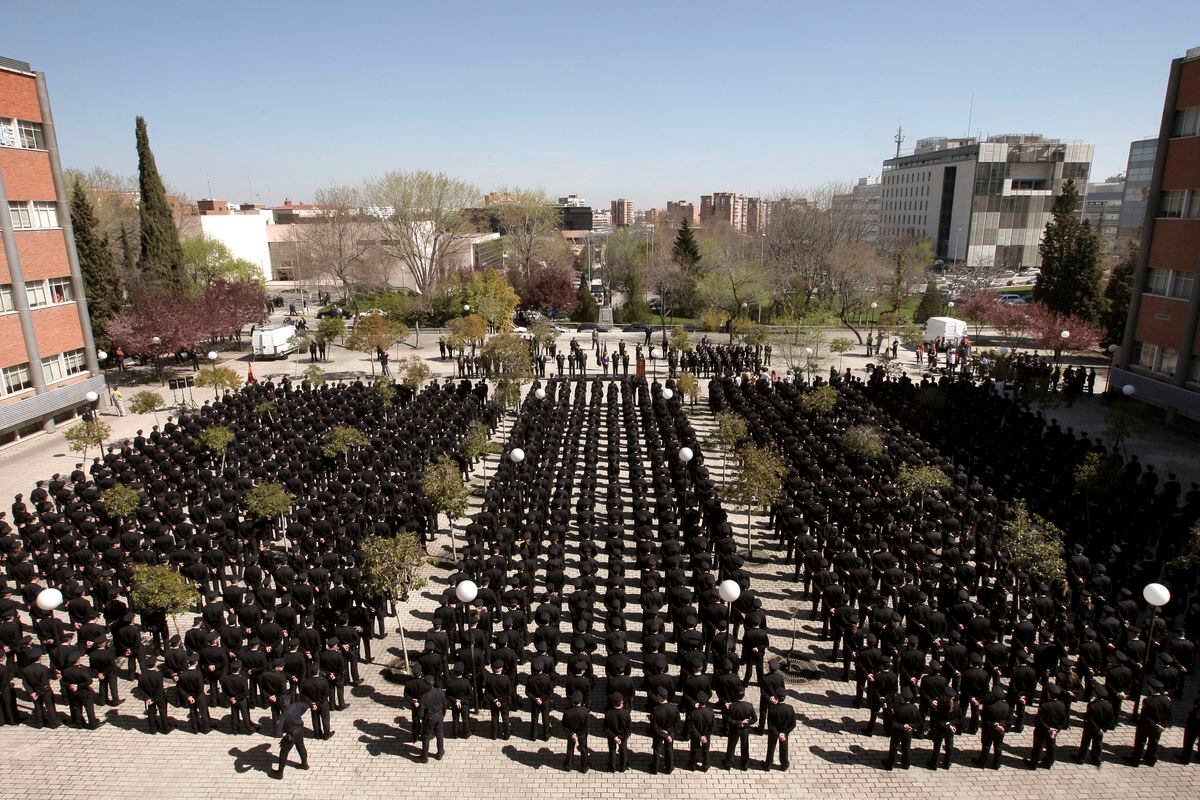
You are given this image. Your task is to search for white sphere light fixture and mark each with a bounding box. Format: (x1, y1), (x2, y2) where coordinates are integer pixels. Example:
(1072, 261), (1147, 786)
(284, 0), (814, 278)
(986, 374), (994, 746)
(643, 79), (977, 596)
(534, 388), (546, 400)
(718, 579), (741, 604)
(455, 580), (479, 604)
(1060, 330), (1070, 340)
(151, 336), (161, 345)
(84, 391), (99, 403)
(871, 302), (878, 310)
(208, 350), (219, 361)
(678, 446), (693, 463)
(509, 448), (525, 464)
(36, 587), (63, 612)
(1143, 582), (1170, 607)
(1122, 384), (1136, 396)
(661, 388), (673, 400)
(96, 350), (108, 361)
(1107, 343), (1119, 354)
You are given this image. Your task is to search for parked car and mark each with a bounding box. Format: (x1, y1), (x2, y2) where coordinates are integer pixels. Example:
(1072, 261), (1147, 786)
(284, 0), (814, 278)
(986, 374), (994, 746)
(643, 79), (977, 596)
(511, 325), (528, 334)
(998, 293), (1026, 305)
(577, 322), (598, 331)
(316, 306), (352, 319)
(623, 323), (651, 333)
(253, 323), (297, 359)
(356, 308), (384, 318)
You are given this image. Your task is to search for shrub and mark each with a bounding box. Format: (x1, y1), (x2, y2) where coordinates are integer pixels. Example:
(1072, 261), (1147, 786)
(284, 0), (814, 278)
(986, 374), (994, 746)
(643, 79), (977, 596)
(244, 482), (293, 521)
(841, 425), (885, 461)
(800, 385), (838, 415)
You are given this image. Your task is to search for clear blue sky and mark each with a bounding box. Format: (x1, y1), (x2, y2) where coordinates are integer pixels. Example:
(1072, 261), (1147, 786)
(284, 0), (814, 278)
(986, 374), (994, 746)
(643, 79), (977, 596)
(6, 1), (1197, 209)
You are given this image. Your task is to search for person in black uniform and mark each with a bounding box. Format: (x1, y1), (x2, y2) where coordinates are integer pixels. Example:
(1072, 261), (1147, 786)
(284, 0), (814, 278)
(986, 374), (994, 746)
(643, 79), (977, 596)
(604, 693), (632, 772)
(974, 689), (1010, 769)
(301, 672), (332, 739)
(686, 691), (716, 771)
(62, 650), (100, 729)
(1026, 683), (1068, 768)
(561, 691), (591, 772)
(927, 685), (963, 769)
(484, 660), (512, 739)
(137, 662), (170, 733)
(446, 662), (473, 738)
(220, 660), (256, 734)
(721, 684), (756, 770)
(762, 692), (795, 771)
(177, 658), (211, 733)
(1127, 678), (1172, 767)
(649, 692), (679, 774)
(526, 661), (555, 741)
(1073, 683), (1115, 766)
(757, 658), (786, 732)
(883, 688), (921, 770)
(419, 676), (448, 762)
(1181, 698), (1200, 764)
(21, 648), (60, 728)
(272, 700), (310, 778)
(259, 659), (290, 728)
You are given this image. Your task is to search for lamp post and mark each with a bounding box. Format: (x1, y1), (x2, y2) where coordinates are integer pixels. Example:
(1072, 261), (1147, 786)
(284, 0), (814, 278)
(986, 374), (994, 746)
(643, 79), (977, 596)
(1056, 329), (1070, 365)
(661, 387), (673, 401)
(868, 301), (878, 350)
(649, 346), (658, 379)
(719, 579), (741, 641)
(534, 387), (546, 401)
(1122, 384), (1136, 397)
(804, 346), (814, 383)
(510, 447), (525, 512)
(1104, 343), (1119, 394)
(35, 587), (63, 613)
(455, 579), (480, 708)
(1134, 582), (1171, 718)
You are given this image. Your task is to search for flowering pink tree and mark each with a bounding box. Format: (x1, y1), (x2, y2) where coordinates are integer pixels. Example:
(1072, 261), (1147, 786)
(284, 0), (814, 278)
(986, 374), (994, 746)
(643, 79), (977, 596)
(105, 292), (204, 360)
(1024, 303), (1100, 353)
(957, 292), (1002, 337)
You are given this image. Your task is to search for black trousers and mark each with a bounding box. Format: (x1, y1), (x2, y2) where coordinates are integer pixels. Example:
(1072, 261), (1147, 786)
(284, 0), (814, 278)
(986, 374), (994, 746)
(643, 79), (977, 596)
(977, 729), (1004, 766)
(1181, 721), (1199, 763)
(68, 692), (98, 727)
(1029, 726), (1057, 766)
(451, 701), (471, 737)
(765, 732), (789, 769)
(929, 726), (955, 766)
(228, 698), (253, 733)
(187, 697), (212, 733)
(310, 702), (331, 737)
(564, 733), (589, 771)
(651, 733), (674, 773)
(1076, 724), (1104, 763)
(422, 718), (444, 756)
(1130, 721), (1162, 765)
(608, 736), (628, 771)
(489, 704), (510, 737)
(278, 730), (308, 770)
(529, 701), (550, 740)
(724, 728), (750, 767)
(28, 690), (60, 727)
(885, 730), (912, 768)
(146, 697), (170, 732)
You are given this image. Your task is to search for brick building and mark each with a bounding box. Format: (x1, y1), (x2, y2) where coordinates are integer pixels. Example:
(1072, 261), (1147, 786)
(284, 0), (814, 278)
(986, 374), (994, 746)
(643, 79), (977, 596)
(610, 198), (635, 227)
(1115, 45), (1200, 421)
(0, 56), (103, 445)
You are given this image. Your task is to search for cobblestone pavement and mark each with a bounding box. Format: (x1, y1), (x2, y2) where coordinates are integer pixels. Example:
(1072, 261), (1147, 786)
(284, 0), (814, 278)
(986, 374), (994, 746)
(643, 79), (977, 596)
(1, 383), (1197, 800)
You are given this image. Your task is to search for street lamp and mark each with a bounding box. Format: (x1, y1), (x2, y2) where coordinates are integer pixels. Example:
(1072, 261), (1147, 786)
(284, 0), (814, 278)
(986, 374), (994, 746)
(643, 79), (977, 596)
(35, 587), (63, 612)
(649, 346), (658, 378)
(718, 579), (741, 639)
(207, 350), (219, 362)
(678, 447), (693, 463)
(534, 387), (546, 401)
(510, 447), (525, 512)
(1122, 384), (1136, 397)
(1105, 343), (1119, 393)
(869, 301), (878, 344)
(1135, 582), (1171, 717)
(661, 388), (673, 401)
(804, 346), (814, 383)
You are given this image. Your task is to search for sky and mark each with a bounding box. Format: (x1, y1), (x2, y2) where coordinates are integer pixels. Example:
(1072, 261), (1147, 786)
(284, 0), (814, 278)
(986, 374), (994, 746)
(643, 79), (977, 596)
(5, 1), (1198, 210)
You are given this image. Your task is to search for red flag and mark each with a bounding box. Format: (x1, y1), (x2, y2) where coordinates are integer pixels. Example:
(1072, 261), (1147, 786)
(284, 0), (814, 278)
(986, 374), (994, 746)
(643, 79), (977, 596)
(246, 364), (258, 385)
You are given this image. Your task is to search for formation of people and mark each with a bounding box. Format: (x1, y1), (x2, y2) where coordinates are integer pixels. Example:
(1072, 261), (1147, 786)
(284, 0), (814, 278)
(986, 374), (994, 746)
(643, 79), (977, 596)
(710, 369), (1198, 770)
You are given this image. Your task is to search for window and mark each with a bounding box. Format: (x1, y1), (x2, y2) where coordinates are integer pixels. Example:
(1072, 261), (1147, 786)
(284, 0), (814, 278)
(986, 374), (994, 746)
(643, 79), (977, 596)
(8, 201), (32, 230)
(0, 117), (13, 148)
(1143, 270), (1169, 297)
(31, 201), (57, 228)
(2, 363), (33, 396)
(1160, 191), (1186, 218)
(41, 355), (64, 384)
(1188, 192), (1200, 219)
(1133, 342), (1157, 370)
(25, 280), (48, 309)
(47, 276), (73, 304)
(1170, 270), (1195, 300)
(0, 285), (13, 314)
(1011, 178), (1049, 191)
(16, 120), (44, 150)
(1159, 348), (1178, 377)
(63, 348), (87, 376)
(1172, 106), (1200, 138)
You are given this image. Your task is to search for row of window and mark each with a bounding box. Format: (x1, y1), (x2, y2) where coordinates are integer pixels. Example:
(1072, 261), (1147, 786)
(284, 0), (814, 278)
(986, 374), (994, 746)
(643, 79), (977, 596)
(1159, 190), (1200, 219)
(0, 278), (75, 313)
(1172, 106), (1200, 139)
(1, 348), (87, 397)
(1145, 268), (1195, 300)
(0, 117), (45, 150)
(8, 200), (59, 230)
(1133, 342), (1200, 383)
(883, 170), (932, 185)
(885, 200), (928, 212)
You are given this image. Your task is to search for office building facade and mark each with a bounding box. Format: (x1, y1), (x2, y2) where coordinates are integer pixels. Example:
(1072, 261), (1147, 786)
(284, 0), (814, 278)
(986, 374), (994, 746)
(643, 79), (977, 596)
(881, 134), (1093, 269)
(1115, 46), (1200, 421)
(832, 177), (882, 241)
(1083, 177), (1125, 254)
(610, 198), (635, 227)
(1118, 138), (1158, 245)
(0, 56), (104, 445)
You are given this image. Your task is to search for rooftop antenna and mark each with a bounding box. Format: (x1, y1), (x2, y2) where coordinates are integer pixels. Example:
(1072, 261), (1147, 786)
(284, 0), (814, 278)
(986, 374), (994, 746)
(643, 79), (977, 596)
(206, 175), (213, 199)
(966, 91), (974, 139)
(894, 125), (904, 158)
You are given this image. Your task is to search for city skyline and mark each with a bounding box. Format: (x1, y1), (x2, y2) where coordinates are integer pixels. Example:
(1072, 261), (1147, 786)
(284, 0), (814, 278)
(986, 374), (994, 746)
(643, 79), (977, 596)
(5, 1), (1197, 211)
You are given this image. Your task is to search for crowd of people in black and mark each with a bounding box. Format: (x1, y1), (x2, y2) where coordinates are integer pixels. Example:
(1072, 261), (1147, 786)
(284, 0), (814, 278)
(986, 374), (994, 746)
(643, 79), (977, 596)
(0, 376), (499, 778)
(709, 368), (1199, 770)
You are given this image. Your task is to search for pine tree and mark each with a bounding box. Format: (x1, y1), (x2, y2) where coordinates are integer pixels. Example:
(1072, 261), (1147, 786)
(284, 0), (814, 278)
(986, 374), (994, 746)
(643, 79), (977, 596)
(671, 218), (701, 269)
(1033, 181), (1104, 322)
(119, 224), (136, 279)
(1099, 243), (1136, 346)
(576, 280), (599, 323)
(913, 279), (944, 323)
(135, 116), (189, 296)
(69, 180), (125, 347)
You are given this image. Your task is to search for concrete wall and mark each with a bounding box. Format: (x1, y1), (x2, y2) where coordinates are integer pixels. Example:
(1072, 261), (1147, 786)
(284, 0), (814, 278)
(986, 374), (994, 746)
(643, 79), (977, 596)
(197, 211), (274, 281)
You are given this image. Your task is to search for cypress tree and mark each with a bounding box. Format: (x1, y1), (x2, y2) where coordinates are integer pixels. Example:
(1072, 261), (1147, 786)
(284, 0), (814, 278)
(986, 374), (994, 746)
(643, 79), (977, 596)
(1032, 181), (1104, 322)
(913, 279), (944, 323)
(1099, 243), (1137, 346)
(119, 224), (136, 279)
(135, 116), (189, 295)
(69, 180), (125, 346)
(671, 217), (701, 269)
(576, 280), (599, 323)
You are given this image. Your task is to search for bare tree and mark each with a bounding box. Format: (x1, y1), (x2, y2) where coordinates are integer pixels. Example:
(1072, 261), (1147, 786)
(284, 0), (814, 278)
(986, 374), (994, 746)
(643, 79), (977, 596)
(366, 170), (481, 294)
(488, 187), (564, 289)
(697, 222), (772, 342)
(827, 240), (888, 343)
(293, 184), (376, 315)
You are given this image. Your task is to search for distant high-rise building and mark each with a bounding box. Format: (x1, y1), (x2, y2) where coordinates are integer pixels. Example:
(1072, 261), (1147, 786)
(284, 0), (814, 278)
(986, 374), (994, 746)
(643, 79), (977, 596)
(0, 55), (105, 444)
(744, 197), (772, 235)
(591, 208), (612, 229)
(611, 198), (635, 227)
(643, 208), (664, 225)
(701, 192), (744, 231)
(483, 191), (515, 205)
(1114, 45), (1200, 422)
(1117, 137), (1158, 245)
(558, 194), (587, 207)
(1083, 176), (1125, 254)
(881, 133), (1093, 269)
(832, 177), (883, 241)
(666, 200), (698, 226)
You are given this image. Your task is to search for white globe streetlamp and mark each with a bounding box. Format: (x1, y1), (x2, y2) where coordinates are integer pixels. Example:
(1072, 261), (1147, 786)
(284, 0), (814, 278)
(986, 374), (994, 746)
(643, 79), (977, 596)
(1143, 583), (1170, 608)
(661, 388), (673, 401)
(36, 587), (63, 612)
(455, 580), (479, 604)
(678, 447), (693, 463)
(718, 579), (741, 637)
(1122, 384), (1136, 397)
(509, 448), (524, 464)
(207, 350), (219, 362)
(84, 391), (99, 403)
(534, 388), (546, 400)
(96, 350), (107, 362)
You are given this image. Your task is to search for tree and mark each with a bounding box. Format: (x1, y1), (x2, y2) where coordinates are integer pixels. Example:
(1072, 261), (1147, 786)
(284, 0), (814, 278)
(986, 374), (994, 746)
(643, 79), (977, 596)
(64, 418), (110, 462)
(421, 454), (470, 560)
(304, 365), (326, 389)
(522, 263), (578, 315)
(1033, 181), (1104, 323)
(128, 390), (165, 424)
(528, 317), (558, 355)
(727, 442), (787, 557)
(322, 426), (368, 459)
(316, 317), (346, 353)
(180, 235), (264, 291)
(575, 281), (599, 322)
(711, 411), (748, 476)
(63, 167), (141, 270)
(400, 355), (431, 389)
(896, 464), (950, 511)
(829, 337), (854, 368)
(196, 366), (242, 400)
(366, 170), (481, 294)
(131, 564), (198, 637)
(841, 425), (885, 461)
(697, 223), (771, 343)
(483, 333), (534, 410)
(101, 483), (140, 518)
(1000, 500), (1066, 583)
(1024, 304), (1101, 353)
(346, 315), (405, 376)
(119, 225), (136, 281)
(621, 272), (651, 324)
(800, 385), (839, 416)
(913, 279), (945, 324)
(958, 292), (1001, 337)
(244, 482), (294, 523)
(676, 372), (700, 407)
(1100, 243), (1136, 346)
(669, 325), (691, 353)
(883, 235), (933, 313)
(488, 188), (566, 289)
(199, 426), (235, 470)
(360, 532), (427, 673)
(460, 420), (500, 479)
(293, 185), (379, 315)
(193, 279), (269, 345)
(671, 217), (701, 271)
(466, 269), (520, 333)
(448, 314), (488, 352)
(135, 117), (188, 296)
(70, 179), (125, 347)
(826, 239), (888, 342)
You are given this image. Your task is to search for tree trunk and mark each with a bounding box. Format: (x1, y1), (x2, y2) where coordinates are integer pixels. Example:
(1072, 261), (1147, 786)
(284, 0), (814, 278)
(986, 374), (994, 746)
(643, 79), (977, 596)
(746, 509), (753, 558)
(398, 618), (412, 674)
